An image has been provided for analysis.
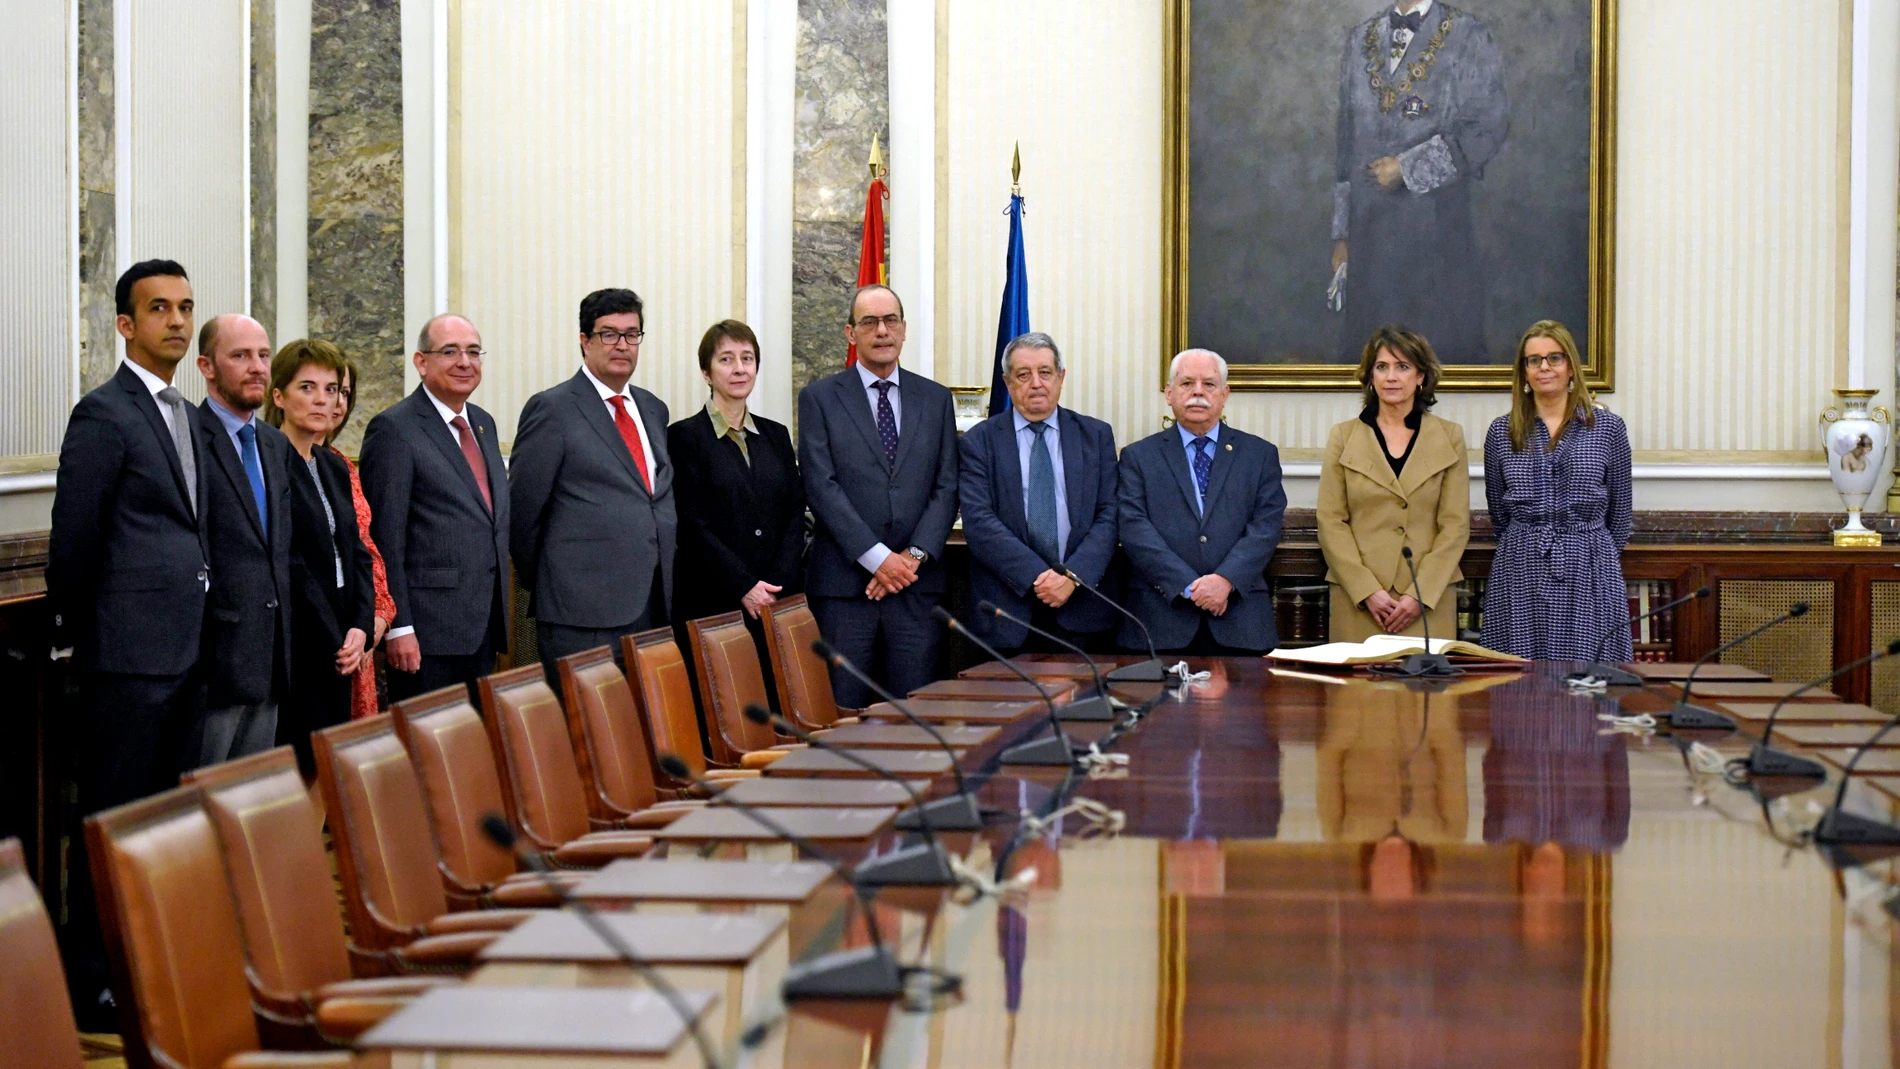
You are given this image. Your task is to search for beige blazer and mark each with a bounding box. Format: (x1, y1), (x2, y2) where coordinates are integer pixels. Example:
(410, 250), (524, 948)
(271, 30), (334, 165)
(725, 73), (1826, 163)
(1317, 413), (1471, 642)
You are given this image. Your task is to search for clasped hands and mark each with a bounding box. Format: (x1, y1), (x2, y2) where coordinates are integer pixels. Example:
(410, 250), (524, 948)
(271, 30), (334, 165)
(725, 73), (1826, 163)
(866, 552), (920, 601)
(1186, 574), (1233, 616)
(1364, 589), (1423, 633)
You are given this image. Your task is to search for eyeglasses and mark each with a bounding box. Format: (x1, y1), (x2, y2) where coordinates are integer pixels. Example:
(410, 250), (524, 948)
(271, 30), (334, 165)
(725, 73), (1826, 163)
(1522, 353), (1569, 370)
(423, 346), (485, 363)
(852, 314), (905, 330)
(590, 329), (645, 347)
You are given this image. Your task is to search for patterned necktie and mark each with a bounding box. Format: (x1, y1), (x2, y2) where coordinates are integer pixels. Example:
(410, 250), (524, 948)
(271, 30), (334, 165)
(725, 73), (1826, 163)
(872, 380), (899, 465)
(450, 414), (493, 511)
(1191, 436), (1213, 512)
(237, 422), (267, 536)
(1025, 421), (1061, 565)
(609, 395), (653, 493)
(155, 386), (197, 515)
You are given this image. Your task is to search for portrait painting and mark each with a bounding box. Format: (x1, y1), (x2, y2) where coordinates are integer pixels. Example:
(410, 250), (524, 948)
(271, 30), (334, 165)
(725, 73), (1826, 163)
(1163, 0), (1616, 390)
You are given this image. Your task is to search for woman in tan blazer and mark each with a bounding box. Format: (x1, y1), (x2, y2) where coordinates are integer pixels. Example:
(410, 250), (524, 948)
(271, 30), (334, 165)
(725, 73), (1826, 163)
(1317, 326), (1471, 642)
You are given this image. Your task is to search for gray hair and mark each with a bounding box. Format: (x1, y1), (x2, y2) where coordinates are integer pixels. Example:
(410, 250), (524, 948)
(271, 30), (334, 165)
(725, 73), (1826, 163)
(1168, 347), (1227, 386)
(1002, 332), (1063, 375)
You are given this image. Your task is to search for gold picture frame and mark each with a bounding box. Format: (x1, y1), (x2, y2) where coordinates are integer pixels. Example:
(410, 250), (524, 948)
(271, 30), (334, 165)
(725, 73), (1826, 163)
(1161, 0), (1618, 391)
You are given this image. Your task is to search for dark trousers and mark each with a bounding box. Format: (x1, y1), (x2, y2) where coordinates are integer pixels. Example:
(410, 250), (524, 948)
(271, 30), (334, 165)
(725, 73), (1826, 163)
(386, 632), (499, 708)
(809, 589), (940, 709)
(63, 666), (205, 1025)
(1001, 602), (1111, 657)
(539, 567), (667, 695)
(1167, 616), (1250, 657)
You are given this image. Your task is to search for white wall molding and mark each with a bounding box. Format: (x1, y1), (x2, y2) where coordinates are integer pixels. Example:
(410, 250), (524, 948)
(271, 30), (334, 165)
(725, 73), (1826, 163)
(886, 0), (935, 380)
(275, 0), (310, 342)
(747, 0), (796, 424)
(400, 0), (444, 394)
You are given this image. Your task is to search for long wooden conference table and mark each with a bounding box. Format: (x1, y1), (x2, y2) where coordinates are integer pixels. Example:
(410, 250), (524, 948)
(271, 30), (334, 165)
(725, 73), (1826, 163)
(364, 656), (1900, 1067)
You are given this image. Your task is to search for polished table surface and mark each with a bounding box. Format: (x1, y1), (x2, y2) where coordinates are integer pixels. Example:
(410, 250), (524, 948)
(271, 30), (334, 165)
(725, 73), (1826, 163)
(615, 658), (1900, 1067)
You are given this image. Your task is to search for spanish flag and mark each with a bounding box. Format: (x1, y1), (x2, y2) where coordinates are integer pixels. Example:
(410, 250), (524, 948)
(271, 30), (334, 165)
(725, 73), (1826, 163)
(846, 135), (888, 368)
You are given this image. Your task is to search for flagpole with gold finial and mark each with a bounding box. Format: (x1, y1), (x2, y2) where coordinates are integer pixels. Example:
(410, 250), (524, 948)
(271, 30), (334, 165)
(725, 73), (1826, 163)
(869, 132), (886, 182)
(1011, 141), (1021, 196)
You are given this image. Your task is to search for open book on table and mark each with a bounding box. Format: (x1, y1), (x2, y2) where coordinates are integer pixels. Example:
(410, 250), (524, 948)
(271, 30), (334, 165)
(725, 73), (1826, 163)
(1265, 633), (1530, 669)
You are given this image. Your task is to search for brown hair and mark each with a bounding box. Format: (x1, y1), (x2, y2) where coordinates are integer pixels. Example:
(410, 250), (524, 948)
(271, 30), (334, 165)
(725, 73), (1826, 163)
(263, 338), (350, 429)
(697, 319), (761, 374)
(1356, 325), (1440, 412)
(324, 359), (360, 447)
(1506, 320), (1595, 452)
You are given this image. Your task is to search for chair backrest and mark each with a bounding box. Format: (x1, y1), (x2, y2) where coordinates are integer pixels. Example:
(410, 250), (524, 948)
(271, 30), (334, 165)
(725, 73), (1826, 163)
(556, 645), (662, 822)
(480, 664), (594, 850)
(85, 787), (259, 1069)
(624, 627), (710, 788)
(389, 684), (519, 894)
(312, 715), (455, 965)
(760, 594), (846, 730)
(0, 838), (83, 1069)
(687, 610), (780, 765)
(183, 747), (353, 1003)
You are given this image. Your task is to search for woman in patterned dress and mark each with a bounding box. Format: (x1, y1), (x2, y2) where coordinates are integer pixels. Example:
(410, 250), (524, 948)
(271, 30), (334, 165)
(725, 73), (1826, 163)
(326, 360), (396, 718)
(1479, 321), (1633, 661)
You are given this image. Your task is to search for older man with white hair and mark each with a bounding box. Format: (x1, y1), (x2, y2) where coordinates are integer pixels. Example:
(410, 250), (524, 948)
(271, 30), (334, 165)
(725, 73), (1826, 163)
(1116, 348), (1287, 654)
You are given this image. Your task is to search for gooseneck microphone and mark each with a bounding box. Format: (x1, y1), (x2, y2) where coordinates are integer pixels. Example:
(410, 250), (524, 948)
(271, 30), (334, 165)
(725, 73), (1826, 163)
(1813, 715), (1900, 850)
(653, 753), (906, 999)
(933, 605), (1079, 766)
(811, 638), (990, 831)
(975, 600), (1121, 722)
(479, 815), (722, 1068)
(1059, 567), (1169, 682)
(1668, 602), (1810, 731)
(1745, 637), (1900, 779)
(741, 705), (957, 887)
(1375, 546), (1459, 678)
(1567, 585), (1712, 688)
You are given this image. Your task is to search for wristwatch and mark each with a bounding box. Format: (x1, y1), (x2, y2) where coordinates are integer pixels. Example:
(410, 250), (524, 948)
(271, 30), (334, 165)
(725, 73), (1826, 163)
(906, 546), (929, 564)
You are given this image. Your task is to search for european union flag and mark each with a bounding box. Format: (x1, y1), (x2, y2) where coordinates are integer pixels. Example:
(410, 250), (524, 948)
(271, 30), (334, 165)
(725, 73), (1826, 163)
(988, 193), (1029, 416)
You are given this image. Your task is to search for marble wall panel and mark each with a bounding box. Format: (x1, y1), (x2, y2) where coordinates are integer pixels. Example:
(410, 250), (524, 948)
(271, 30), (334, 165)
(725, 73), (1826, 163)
(77, 0), (115, 391)
(251, 0), (276, 340)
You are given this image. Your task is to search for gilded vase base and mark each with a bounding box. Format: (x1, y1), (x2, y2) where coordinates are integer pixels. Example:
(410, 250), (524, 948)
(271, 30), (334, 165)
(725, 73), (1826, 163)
(1834, 528), (1883, 548)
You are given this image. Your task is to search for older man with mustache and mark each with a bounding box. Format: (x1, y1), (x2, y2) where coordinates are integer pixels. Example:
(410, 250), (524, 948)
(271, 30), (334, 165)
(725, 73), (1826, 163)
(1116, 348), (1287, 655)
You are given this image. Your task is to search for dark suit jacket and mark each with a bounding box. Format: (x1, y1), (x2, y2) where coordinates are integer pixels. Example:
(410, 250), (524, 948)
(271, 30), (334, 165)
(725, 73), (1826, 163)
(359, 386), (511, 657)
(195, 401), (294, 707)
(285, 446), (376, 654)
(667, 407), (805, 623)
(1117, 425), (1287, 652)
(957, 407), (1118, 646)
(509, 372), (676, 629)
(49, 362), (211, 676)
(797, 367), (960, 598)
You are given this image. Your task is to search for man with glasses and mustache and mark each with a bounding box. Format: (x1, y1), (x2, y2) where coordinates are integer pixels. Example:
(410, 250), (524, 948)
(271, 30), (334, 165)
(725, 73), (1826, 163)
(1117, 348), (1287, 655)
(509, 288), (676, 684)
(798, 284), (960, 707)
(360, 313), (511, 703)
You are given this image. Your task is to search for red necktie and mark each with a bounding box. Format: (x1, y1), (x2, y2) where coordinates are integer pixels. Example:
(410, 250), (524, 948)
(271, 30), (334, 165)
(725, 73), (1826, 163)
(609, 395), (652, 493)
(450, 415), (492, 511)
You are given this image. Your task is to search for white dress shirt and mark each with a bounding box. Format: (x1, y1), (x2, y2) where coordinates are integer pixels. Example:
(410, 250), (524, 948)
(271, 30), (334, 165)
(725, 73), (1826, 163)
(580, 363), (657, 490)
(1012, 407), (1071, 560)
(1387, 0), (1434, 74)
(853, 362), (903, 574)
(122, 357), (181, 437)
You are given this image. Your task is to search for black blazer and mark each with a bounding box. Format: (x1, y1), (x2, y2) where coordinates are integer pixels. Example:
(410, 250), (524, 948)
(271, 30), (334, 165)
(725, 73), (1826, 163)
(286, 446), (376, 656)
(666, 407), (806, 622)
(48, 362), (210, 675)
(359, 386), (512, 656)
(196, 401), (295, 708)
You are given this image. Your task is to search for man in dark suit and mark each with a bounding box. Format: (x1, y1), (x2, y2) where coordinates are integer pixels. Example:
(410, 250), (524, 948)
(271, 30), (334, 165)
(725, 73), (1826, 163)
(1118, 348), (1287, 654)
(510, 288), (676, 683)
(360, 314), (511, 704)
(798, 284), (960, 707)
(49, 259), (210, 1026)
(958, 332), (1118, 652)
(193, 313), (294, 764)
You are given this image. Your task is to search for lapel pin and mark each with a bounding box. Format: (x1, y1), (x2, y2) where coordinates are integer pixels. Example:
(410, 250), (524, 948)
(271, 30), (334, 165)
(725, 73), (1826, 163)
(1225, 443), (1233, 451)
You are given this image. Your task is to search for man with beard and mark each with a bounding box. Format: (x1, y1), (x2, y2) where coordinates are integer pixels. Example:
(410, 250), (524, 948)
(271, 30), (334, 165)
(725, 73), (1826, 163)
(1116, 348), (1287, 654)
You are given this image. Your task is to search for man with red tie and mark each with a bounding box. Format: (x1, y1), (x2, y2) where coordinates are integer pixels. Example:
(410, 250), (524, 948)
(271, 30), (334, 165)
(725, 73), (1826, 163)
(509, 288), (676, 684)
(360, 313), (512, 703)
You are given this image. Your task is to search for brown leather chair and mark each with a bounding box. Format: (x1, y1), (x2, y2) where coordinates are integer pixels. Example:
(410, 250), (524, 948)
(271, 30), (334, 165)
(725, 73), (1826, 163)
(183, 749), (462, 1042)
(554, 645), (707, 827)
(686, 610), (798, 768)
(0, 837), (83, 1069)
(312, 716), (539, 974)
(83, 787), (374, 1069)
(622, 627), (759, 792)
(760, 593), (860, 731)
(394, 682), (656, 874)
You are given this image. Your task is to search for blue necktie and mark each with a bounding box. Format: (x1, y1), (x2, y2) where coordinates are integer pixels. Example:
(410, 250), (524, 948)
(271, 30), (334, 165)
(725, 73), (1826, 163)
(1191, 436), (1213, 513)
(873, 380), (899, 465)
(1025, 421), (1060, 565)
(237, 422), (268, 536)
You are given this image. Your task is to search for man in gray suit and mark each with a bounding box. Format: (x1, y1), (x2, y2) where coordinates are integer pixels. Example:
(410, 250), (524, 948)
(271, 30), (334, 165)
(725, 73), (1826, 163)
(1117, 349), (1287, 654)
(510, 288), (675, 683)
(193, 313), (294, 764)
(360, 314), (511, 704)
(798, 284), (960, 708)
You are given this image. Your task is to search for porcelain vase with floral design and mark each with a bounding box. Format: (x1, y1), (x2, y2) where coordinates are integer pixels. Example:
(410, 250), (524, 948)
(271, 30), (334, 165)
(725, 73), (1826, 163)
(1820, 389), (1891, 546)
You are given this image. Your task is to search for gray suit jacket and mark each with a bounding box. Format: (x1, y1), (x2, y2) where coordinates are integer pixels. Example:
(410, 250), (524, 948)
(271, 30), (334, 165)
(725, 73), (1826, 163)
(797, 367), (959, 598)
(195, 401), (294, 707)
(509, 370), (675, 628)
(359, 385), (512, 657)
